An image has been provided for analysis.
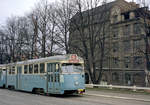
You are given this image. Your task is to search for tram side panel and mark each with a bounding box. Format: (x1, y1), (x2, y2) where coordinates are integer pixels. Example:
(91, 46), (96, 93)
(15, 64), (47, 92)
(0, 70), (6, 87)
(7, 75), (17, 89)
(62, 74), (85, 91)
(19, 74), (46, 92)
(6, 66), (17, 89)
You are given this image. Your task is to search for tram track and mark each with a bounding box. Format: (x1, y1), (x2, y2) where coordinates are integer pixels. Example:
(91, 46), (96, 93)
(0, 89), (149, 105)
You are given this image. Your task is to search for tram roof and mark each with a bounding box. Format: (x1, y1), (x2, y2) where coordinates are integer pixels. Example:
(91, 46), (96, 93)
(7, 54), (84, 66)
(0, 64), (7, 69)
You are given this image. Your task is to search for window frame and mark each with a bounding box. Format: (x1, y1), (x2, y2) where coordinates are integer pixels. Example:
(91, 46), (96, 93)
(40, 63), (45, 73)
(34, 64), (39, 74)
(29, 64), (33, 74)
(24, 65), (28, 74)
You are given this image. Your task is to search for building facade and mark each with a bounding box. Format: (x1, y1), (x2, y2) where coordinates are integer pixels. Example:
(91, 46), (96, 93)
(69, 0), (150, 86)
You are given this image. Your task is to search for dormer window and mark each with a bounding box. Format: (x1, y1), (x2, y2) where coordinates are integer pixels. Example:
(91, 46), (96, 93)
(124, 12), (130, 20)
(111, 7), (121, 23)
(113, 15), (118, 23)
(135, 11), (140, 18)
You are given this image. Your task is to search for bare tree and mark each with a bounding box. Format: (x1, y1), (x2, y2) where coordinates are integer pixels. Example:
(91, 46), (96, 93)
(0, 30), (6, 64)
(133, 1), (150, 86)
(54, 0), (76, 54)
(4, 16), (18, 62)
(34, 0), (50, 57)
(70, 0), (111, 84)
(34, 0), (60, 57)
(29, 13), (39, 59)
(0, 16), (33, 62)
(16, 17), (31, 60)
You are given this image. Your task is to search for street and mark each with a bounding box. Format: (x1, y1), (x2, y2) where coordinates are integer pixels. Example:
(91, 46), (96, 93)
(0, 89), (149, 105)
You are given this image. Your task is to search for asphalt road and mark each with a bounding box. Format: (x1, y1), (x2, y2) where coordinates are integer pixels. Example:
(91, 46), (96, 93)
(0, 89), (149, 105)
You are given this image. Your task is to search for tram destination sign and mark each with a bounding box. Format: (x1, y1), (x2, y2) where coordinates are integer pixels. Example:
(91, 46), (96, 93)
(69, 54), (79, 63)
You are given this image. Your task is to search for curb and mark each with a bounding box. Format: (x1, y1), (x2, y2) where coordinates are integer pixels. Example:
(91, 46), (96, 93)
(85, 93), (150, 102)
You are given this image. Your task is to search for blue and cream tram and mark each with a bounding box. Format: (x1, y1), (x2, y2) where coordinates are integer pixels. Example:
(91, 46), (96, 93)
(0, 64), (7, 88)
(1, 54), (85, 94)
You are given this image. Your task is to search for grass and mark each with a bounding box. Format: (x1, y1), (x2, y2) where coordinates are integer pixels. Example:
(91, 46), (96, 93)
(86, 87), (150, 95)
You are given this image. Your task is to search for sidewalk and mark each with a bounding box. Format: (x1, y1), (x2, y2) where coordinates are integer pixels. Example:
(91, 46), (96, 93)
(85, 89), (150, 102)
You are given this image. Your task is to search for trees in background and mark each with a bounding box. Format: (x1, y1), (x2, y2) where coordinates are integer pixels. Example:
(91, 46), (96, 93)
(0, 16), (32, 62)
(0, 0), (108, 84)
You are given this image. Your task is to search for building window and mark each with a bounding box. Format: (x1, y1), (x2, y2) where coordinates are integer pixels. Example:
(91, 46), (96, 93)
(113, 15), (118, 23)
(112, 42), (119, 53)
(133, 23), (141, 34)
(124, 12), (130, 20)
(112, 57), (119, 68)
(133, 40), (142, 52)
(133, 56), (143, 69)
(112, 72), (119, 81)
(123, 25), (130, 36)
(124, 57), (131, 68)
(103, 56), (109, 68)
(125, 73), (131, 85)
(124, 41), (130, 52)
(112, 28), (118, 37)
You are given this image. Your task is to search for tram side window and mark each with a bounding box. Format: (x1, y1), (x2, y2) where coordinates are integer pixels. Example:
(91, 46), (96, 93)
(52, 64), (56, 72)
(17, 66), (22, 74)
(55, 74), (57, 82)
(51, 74), (53, 82)
(55, 64), (59, 72)
(50, 64), (52, 72)
(40, 63), (45, 73)
(24, 65), (28, 74)
(57, 74), (60, 82)
(9, 67), (11, 74)
(12, 66), (15, 74)
(29, 64), (33, 74)
(34, 64), (38, 73)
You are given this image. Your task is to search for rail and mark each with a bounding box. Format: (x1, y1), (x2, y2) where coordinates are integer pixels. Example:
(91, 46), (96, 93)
(85, 84), (150, 91)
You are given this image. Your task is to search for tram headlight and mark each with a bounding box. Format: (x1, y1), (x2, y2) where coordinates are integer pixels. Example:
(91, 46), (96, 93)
(75, 81), (79, 86)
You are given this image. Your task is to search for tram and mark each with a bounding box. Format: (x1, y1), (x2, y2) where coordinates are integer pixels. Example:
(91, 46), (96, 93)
(0, 54), (85, 94)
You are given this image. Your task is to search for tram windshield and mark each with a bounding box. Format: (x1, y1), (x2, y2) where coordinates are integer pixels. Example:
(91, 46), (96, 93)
(61, 63), (83, 73)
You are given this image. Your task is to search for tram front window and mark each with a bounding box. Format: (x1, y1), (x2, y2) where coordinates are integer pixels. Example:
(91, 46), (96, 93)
(61, 63), (83, 73)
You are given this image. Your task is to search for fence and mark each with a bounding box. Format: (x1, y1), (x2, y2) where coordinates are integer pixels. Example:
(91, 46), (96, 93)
(85, 84), (150, 91)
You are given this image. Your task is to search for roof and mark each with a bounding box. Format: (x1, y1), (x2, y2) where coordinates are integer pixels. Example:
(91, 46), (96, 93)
(7, 54), (84, 66)
(72, 1), (115, 20)
(72, 0), (140, 20)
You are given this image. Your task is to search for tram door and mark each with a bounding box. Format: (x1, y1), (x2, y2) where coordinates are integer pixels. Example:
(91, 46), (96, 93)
(16, 66), (22, 90)
(2, 70), (6, 87)
(0, 69), (6, 85)
(0, 70), (2, 82)
(47, 63), (60, 93)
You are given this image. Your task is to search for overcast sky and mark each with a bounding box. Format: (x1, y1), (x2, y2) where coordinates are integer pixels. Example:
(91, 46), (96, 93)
(0, 0), (42, 25)
(0, 0), (149, 25)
